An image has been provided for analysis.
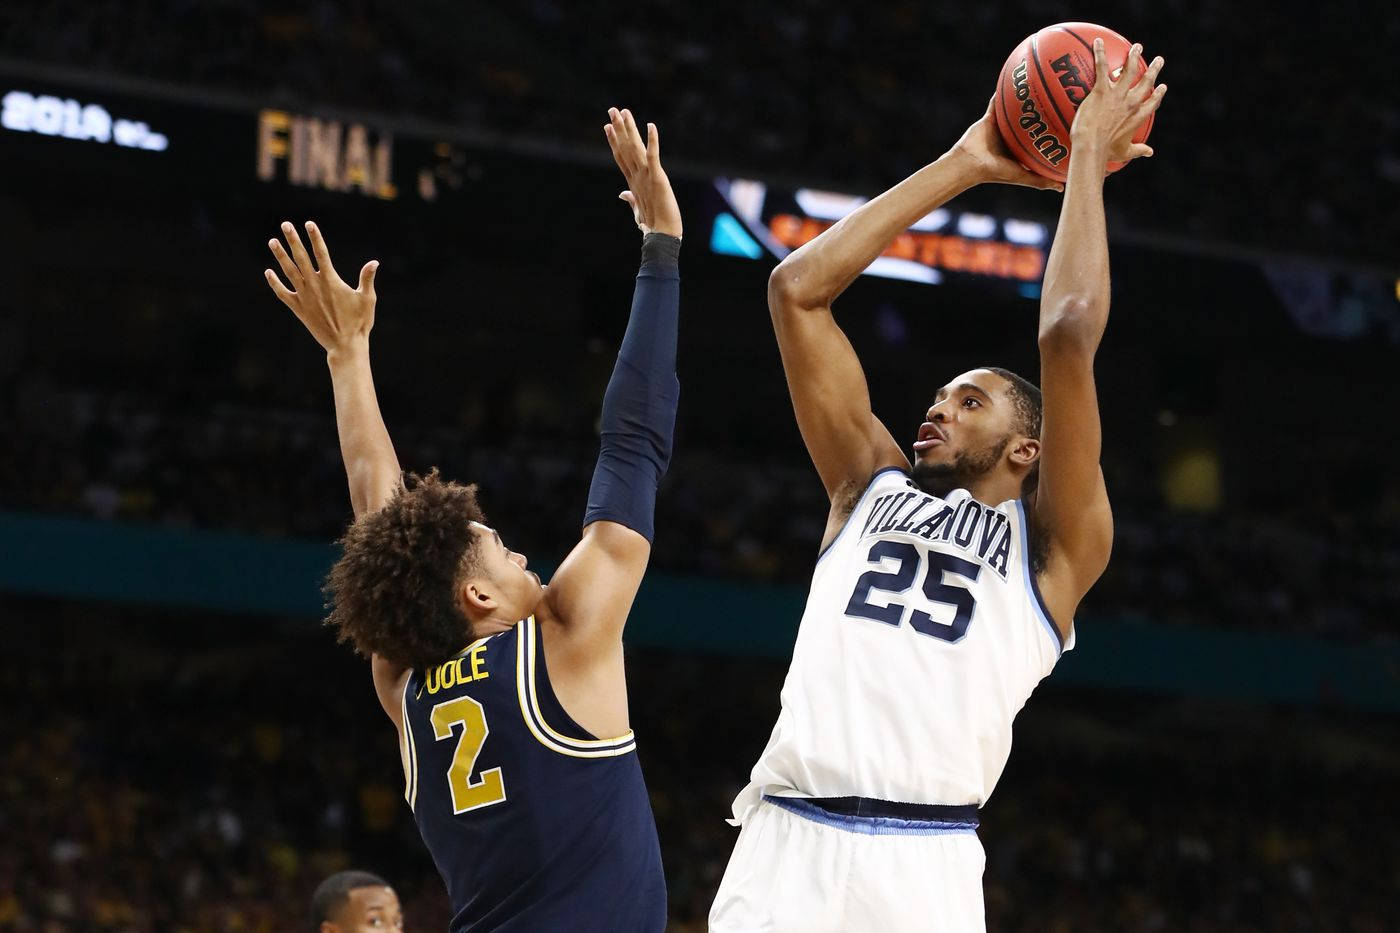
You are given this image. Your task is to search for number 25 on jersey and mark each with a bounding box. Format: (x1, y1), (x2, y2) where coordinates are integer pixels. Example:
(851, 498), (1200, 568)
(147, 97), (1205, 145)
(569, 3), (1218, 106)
(844, 541), (982, 643)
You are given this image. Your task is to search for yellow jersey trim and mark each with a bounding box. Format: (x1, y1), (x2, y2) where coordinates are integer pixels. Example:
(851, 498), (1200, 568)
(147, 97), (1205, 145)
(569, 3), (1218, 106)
(399, 677), (420, 810)
(515, 617), (636, 758)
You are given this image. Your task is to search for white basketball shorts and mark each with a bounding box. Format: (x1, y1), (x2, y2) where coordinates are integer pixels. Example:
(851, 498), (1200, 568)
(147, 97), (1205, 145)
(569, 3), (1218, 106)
(709, 795), (986, 933)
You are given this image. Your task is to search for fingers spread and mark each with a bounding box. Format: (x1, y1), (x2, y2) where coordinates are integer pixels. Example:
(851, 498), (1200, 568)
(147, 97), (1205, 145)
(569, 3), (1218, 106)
(269, 238), (302, 287)
(264, 268), (296, 308)
(1143, 55), (1165, 89)
(1092, 38), (1109, 84)
(646, 122), (660, 166)
(1141, 83), (1168, 117)
(280, 221), (316, 276)
(1124, 43), (1143, 89)
(304, 221), (338, 280)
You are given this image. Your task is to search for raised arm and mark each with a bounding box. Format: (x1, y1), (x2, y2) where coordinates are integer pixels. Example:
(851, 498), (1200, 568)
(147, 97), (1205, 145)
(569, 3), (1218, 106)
(265, 221), (408, 718)
(769, 102), (1062, 530)
(1034, 41), (1165, 628)
(542, 109), (682, 666)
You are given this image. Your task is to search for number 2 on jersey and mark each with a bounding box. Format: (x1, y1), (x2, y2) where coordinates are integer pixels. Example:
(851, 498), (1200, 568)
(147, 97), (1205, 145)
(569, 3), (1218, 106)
(844, 540), (982, 642)
(429, 695), (507, 814)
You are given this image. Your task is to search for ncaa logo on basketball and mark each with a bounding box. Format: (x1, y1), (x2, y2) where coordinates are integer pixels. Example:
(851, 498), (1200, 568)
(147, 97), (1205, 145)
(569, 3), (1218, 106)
(1049, 53), (1090, 107)
(1011, 59), (1068, 165)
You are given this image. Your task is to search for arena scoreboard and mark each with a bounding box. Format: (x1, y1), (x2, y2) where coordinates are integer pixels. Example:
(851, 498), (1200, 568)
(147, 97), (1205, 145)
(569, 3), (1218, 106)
(0, 74), (468, 205)
(710, 177), (1050, 290)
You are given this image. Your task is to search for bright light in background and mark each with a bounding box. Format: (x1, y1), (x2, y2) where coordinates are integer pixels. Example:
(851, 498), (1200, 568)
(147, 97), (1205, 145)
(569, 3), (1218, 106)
(1, 89), (168, 150)
(710, 213), (763, 259)
(1004, 219), (1047, 245)
(956, 212), (996, 238)
(794, 188), (866, 220)
(909, 208), (950, 232)
(712, 176), (1049, 286)
(867, 257), (942, 284)
(724, 178), (767, 224)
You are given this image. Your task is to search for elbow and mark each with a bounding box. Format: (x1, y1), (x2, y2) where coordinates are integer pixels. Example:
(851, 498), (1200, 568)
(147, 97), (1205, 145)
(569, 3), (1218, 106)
(767, 258), (820, 319)
(1038, 297), (1102, 356)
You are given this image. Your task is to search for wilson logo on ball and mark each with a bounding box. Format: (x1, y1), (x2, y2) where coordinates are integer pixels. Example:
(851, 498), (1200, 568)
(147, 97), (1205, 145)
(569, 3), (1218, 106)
(1011, 60), (1068, 166)
(994, 22), (1156, 183)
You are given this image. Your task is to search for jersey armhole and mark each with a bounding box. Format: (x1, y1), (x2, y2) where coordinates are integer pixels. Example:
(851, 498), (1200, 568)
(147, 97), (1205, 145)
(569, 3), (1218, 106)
(1013, 497), (1072, 655)
(399, 672), (420, 810)
(815, 466), (910, 565)
(514, 617), (638, 759)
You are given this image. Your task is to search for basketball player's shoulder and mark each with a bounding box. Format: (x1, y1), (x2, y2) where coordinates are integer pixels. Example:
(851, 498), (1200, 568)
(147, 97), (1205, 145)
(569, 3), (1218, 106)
(834, 462), (912, 515)
(826, 464), (914, 538)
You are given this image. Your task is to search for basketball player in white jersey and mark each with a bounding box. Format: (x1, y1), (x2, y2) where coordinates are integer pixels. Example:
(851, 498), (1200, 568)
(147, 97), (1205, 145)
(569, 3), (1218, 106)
(710, 41), (1165, 932)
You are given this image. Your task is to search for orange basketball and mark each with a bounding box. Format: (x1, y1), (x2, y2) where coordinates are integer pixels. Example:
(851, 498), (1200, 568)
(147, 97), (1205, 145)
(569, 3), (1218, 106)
(993, 22), (1155, 182)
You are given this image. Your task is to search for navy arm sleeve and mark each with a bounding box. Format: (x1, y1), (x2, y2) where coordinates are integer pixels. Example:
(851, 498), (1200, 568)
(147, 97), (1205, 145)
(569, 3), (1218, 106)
(582, 233), (681, 543)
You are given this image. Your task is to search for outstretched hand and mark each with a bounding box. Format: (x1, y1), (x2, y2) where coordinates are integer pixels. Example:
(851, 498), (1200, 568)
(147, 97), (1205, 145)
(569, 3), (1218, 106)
(1070, 39), (1166, 165)
(952, 97), (1065, 192)
(265, 221), (379, 356)
(603, 107), (682, 238)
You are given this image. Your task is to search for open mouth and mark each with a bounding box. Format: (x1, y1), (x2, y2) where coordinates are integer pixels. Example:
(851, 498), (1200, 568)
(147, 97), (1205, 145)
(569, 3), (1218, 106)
(912, 422), (947, 452)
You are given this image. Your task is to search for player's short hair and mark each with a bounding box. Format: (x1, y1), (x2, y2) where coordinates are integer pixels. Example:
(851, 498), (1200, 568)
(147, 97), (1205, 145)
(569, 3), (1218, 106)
(325, 469), (487, 671)
(985, 366), (1042, 438)
(311, 870), (391, 926)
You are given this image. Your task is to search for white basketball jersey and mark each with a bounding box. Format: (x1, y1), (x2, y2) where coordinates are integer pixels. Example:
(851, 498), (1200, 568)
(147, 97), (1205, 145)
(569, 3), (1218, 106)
(734, 467), (1074, 820)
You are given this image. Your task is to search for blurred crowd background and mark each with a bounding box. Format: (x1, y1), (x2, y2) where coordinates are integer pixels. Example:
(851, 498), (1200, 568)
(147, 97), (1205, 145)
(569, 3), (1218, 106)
(2, 600), (1396, 931)
(1, 0), (1398, 930)
(3, 0), (1397, 262)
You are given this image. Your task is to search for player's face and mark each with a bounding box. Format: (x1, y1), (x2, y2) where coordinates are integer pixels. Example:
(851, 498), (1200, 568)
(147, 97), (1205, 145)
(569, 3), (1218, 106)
(326, 884), (403, 932)
(911, 370), (1016, 488)
(466, 522), (543, 625)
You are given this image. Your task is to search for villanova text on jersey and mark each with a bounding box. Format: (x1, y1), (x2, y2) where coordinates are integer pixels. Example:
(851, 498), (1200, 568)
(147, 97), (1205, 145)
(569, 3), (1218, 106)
(399, 617), (666, 932)
(856, 485), (1016, 580)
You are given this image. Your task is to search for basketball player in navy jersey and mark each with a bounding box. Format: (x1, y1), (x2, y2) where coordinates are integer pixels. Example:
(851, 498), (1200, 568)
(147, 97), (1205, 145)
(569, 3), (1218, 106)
(711, 43), (1165, 931)
(264, 107), (680, 932)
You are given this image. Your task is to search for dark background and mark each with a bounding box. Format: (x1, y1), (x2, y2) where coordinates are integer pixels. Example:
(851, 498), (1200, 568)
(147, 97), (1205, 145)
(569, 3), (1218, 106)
(1, 1), (1398, 930)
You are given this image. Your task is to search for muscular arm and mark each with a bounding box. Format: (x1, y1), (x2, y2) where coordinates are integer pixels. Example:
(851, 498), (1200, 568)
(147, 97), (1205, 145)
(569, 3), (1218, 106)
(770, 107), (1059, 540)
(1032, 42), (1165, 632)
(1032, 135), (1114, 629)
(769, 154), (980, 504)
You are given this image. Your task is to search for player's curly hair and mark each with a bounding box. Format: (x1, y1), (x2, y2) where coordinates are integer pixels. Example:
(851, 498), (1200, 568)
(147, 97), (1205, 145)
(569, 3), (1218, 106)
(324, 469), (487, 671)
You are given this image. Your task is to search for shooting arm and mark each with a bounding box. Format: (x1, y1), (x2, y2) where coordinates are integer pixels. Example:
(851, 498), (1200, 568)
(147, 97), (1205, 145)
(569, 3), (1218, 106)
(769, 150), (985, 509)
(1032, 42), (1165, 631)
(1033, 134), (1114, 630)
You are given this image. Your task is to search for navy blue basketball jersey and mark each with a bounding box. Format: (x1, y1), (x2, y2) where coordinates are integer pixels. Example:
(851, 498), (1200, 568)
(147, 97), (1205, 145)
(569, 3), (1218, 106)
(399, 616), (666, 932)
